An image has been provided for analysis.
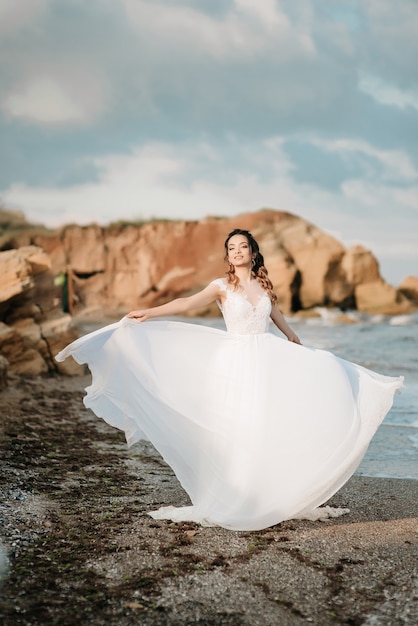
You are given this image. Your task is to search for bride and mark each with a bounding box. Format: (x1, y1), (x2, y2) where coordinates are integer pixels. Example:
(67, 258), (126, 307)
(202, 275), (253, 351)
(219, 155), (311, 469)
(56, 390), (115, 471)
(56, 229), (403, 530)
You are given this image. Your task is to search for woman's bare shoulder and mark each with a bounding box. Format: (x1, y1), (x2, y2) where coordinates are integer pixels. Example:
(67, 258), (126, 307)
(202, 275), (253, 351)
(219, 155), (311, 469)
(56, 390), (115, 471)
(209, 277), (228, 291)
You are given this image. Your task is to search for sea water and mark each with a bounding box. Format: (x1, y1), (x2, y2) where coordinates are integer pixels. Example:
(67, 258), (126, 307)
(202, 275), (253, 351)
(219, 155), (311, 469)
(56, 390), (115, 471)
(288, 309), (418, 481)
(194, 310), (418, 481)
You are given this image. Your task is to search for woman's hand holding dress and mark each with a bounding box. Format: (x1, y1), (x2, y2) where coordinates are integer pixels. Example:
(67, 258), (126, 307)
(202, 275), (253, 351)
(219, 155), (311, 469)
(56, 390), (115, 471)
(126, 310), (150, 321)
(286, 330), (302, 345)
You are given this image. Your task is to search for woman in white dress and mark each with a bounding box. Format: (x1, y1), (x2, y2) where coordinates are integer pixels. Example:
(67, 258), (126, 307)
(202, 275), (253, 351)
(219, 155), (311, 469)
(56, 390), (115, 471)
(56, 229), (403, 530)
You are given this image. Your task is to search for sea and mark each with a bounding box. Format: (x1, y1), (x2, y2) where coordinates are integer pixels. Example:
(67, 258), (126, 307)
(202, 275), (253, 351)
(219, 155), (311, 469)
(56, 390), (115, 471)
(78, 309), (418, 481)
(290, 309), (418, 481)
(189, 309), (418, 481)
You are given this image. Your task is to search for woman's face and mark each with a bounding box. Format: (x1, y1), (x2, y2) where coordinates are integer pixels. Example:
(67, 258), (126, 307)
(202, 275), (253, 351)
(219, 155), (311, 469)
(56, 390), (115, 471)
(227, 234), (252, 267)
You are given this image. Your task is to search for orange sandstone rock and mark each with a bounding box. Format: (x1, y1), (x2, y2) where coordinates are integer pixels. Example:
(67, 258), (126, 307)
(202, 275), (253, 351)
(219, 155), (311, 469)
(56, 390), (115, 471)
(398, 276), (418, 305)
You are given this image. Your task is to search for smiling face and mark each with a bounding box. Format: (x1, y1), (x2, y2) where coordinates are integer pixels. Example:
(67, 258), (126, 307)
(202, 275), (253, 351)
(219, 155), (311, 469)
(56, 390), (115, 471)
(226, 234), (253, 268)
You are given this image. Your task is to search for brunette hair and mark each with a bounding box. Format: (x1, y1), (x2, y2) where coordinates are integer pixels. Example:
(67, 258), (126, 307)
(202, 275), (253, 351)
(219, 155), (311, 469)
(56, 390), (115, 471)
(224, 229), (278, 304)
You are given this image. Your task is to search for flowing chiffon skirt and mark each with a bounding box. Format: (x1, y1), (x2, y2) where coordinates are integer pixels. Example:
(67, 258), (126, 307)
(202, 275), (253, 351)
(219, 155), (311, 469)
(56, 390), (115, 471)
(56, 317), (403, 531)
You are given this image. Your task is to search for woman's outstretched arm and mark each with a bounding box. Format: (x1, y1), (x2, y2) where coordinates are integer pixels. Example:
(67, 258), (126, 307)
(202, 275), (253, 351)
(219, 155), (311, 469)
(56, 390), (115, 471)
(270, 305), (301, 344)
(126, 282), (221, 322)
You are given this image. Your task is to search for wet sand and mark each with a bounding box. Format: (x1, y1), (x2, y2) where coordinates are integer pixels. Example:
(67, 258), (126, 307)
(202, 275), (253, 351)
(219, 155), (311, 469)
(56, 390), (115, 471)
(0, 372), (417, 625)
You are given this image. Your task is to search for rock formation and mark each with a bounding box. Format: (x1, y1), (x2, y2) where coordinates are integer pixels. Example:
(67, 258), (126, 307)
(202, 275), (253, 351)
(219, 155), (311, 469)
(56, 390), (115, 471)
(0, 246), (83, 378)
(1, 210), (416, 379)
(1, 209), (416, 322)
(12, 209), (412, 318)
(398, 276), (418, 305)
(340, 245), (412, 315)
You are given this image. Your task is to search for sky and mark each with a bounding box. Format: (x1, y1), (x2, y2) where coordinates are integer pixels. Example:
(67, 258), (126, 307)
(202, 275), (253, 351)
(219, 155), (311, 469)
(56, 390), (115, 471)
(0, 0), (417, 285)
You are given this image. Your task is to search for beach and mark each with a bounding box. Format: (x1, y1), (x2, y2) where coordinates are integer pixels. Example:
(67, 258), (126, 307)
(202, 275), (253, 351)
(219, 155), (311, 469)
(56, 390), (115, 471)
(0, 372), (417, 625)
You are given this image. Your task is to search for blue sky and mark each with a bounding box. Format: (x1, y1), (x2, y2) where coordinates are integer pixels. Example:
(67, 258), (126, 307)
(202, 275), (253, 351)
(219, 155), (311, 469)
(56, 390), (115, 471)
(0, 0), (417, 284)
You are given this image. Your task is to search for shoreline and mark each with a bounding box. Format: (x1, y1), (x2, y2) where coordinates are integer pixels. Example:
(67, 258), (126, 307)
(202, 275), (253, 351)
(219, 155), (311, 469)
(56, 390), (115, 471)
(0, 373), (417, 625)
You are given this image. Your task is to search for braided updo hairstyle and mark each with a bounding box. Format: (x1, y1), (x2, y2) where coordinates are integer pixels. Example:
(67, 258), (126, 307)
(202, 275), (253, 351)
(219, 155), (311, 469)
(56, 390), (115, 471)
(224, 229), (278, 305)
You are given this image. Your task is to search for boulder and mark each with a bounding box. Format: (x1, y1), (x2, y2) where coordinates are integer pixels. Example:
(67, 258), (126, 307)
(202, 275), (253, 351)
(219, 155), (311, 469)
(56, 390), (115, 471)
(398, 276), (418, 305)
(267, 217), (347, 309)
(263, 248), (300, 314)
(0, 322), (21, 362)
(11, 317), (42, 348)
(0, 246), (51, 303)
(39, 315), (82, 376)
(12, 349), (49, 376)
(0, 355), (9, 390)
(0, 247), (83, 376)
(341, 245), (380, 286)
(355, 280), (411, 314)
(0, 320), (49, 375)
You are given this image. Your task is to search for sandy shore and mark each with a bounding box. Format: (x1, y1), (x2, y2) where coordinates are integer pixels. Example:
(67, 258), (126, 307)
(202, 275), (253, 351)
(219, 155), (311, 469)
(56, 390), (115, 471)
(0, 372), (417, 625)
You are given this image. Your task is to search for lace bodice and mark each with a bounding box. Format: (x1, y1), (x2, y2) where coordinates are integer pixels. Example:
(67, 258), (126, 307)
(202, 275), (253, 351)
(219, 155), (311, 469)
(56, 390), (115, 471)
(211, 278), (272, 334)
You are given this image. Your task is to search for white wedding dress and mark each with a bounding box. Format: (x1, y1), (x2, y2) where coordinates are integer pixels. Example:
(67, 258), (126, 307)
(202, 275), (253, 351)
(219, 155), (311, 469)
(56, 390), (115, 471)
(56, 278), (403, 530)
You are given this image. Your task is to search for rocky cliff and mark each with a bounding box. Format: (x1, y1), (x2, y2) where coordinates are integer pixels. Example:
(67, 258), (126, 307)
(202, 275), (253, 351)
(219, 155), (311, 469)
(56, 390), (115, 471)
(3, 210), (411, 314)
(1, 209), (414, 318)
(0, 209), (415, 378)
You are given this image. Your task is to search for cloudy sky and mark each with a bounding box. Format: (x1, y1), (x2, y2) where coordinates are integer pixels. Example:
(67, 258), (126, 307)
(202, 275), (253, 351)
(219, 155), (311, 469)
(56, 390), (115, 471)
(1, 0), (417, 284)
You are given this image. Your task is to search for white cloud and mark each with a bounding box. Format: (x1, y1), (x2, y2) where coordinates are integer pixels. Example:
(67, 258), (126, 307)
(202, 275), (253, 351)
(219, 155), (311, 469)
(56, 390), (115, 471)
(234, 0), (289, 31)
(2, 144), (242, 226)
(3, 77), (85, 125)
(358, 73), (418, 111)
(392, 187), (418, 211)
(1, 68), (109, 127)
(120, 0), (314, 60)
(341, 179), (418, 214)
(2, 137), (415, 257)
(307, 137), (418, 183)
(0, 0), (50, 37)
